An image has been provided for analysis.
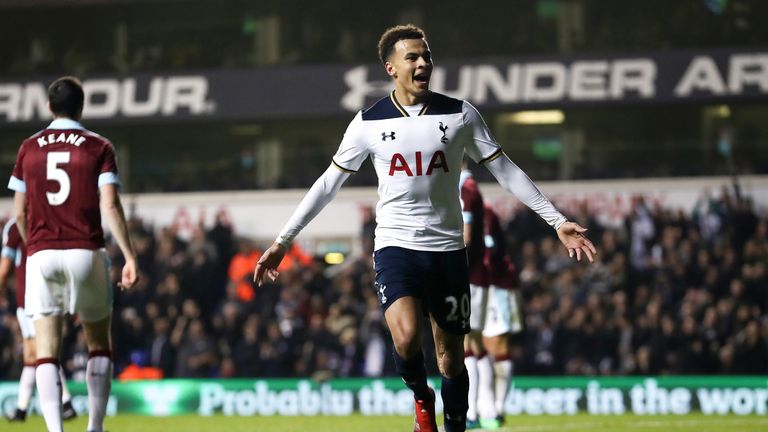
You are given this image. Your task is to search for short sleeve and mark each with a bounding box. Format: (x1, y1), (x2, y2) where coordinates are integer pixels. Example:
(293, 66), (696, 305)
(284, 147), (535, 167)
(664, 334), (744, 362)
(331, 112), (370, 174)
(460, 182), (478, 224)
(2, 221), (20, 260)
(461, 101), (503, 165)
(98, 141), (121, 188)
(8, 143), (27, 193)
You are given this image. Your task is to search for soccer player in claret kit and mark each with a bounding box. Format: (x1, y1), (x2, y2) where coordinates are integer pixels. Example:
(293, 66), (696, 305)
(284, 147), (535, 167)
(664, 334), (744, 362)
(254, 25), (596, 431)
(480, 204), (526, 428)
(458, 164), (499, 429)
(7, 76), (138, 432)
(1, 218), (78, 422)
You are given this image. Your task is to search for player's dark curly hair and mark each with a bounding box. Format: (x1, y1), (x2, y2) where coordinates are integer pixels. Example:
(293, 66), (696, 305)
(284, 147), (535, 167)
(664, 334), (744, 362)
(48, 76), (84, 119)
(377, 24), (426, 64)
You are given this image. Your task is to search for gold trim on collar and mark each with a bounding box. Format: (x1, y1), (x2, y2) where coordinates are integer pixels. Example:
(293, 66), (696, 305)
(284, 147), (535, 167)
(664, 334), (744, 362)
(390, 91), (431, 117)
(390, 91), (409, 117)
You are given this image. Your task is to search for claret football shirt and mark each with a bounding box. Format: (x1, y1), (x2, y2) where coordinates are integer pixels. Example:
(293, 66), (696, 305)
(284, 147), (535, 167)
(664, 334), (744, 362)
(8, 118), (120, 255)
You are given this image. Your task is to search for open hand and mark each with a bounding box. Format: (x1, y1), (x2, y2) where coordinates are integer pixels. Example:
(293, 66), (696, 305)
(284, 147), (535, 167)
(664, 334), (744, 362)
(254, 242), (287, 286)
(556, 221), (597, 263)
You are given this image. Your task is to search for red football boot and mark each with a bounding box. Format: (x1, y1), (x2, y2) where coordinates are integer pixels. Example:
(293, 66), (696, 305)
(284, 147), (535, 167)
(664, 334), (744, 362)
(413, 388), (438, 432)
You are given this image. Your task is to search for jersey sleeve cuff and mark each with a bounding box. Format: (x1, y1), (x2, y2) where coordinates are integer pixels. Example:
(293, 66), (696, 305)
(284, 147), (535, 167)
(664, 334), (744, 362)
(462, 211), (474, 224)
(275, 235), (292, 248)
(553, 217), (567, 230)
(1, 246), (16, 260)
(7, 176), (26, 193)
(98, 172), (121, 188)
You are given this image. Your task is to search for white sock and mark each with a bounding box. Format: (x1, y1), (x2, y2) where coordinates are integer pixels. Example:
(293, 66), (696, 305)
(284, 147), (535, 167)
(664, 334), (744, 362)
(17, 365), (36, 411)
(465, 355), (478, 421)
(59, 367), (72, 404)
(477, 355), (498, 419)
(36, 361), (63, 432)
(86, 355), (113, 432)
(494, 359), (513, 416)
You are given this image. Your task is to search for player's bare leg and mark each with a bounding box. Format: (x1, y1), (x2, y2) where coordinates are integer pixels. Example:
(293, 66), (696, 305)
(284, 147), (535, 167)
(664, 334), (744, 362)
(33, 315), (65, 432)
(432, 318), (469, 432)
(83, 314), (113, 432)
(384, 296), (436, 432)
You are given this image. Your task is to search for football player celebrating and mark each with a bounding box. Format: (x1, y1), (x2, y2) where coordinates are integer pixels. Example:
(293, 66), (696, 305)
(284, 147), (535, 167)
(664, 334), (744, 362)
(255, 25), (595, 432)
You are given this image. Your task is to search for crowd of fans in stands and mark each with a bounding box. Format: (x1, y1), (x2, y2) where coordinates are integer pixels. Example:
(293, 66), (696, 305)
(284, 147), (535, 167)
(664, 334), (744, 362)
(1, 185), (767, 381)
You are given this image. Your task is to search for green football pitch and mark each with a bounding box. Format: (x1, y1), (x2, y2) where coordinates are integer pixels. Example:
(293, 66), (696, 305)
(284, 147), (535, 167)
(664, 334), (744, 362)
(4, 414), (766, 432)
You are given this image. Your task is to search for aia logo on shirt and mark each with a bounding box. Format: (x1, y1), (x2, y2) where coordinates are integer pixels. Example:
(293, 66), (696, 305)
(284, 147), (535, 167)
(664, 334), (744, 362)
(389, 151), (449, 176)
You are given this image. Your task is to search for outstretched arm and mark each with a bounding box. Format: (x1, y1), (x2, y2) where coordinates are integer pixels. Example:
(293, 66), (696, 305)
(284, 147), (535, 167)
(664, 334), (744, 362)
(461, 101), (596, 262)
(254, 165), (350, 286)
(484, 154), (596, 262)
(555, 221), (596, 262)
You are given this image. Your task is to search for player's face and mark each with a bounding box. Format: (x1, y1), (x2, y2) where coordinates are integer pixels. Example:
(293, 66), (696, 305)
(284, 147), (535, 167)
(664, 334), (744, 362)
(385, 38), (433, 102)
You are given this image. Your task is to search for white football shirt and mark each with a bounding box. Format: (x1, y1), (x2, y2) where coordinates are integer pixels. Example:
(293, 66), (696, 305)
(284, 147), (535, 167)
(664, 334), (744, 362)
(332, 91), (501, 252)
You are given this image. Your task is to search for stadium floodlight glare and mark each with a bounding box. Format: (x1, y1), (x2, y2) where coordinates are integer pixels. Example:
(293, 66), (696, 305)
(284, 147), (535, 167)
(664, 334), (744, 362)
(324, 252), (345, 265)
(713, 104), (731, 118)
(504, 110), (565, 125)
(230, 124), (263, 136)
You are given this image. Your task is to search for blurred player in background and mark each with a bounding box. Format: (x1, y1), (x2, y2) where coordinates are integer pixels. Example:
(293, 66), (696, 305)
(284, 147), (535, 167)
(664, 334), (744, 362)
(459, 162), (499, 429)
(7, 76), (138, 432)
(255, 25), (595, 432)
(1, 218), (78, 422)
(481, 204), (524, 428)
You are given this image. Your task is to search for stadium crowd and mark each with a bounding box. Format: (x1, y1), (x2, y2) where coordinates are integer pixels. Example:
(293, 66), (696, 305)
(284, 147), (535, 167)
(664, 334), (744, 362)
(1, 185), (767, 381)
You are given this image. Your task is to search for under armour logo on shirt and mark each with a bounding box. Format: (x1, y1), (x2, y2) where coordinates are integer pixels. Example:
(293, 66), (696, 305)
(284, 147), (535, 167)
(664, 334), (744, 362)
(381, 131), (396, 141)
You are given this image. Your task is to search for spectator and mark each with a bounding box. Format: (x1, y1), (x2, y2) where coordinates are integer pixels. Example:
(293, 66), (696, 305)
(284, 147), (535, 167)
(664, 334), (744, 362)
(4, 184), (766, 380)
(227, 239), (262, 302)
(174, 319), (218, 378)
(147, 317), (175, 378)
(231, 315), (262, 377)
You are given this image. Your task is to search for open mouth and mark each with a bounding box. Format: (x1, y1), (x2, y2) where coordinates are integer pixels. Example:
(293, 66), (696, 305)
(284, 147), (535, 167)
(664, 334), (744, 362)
(414, 74), (430, 84)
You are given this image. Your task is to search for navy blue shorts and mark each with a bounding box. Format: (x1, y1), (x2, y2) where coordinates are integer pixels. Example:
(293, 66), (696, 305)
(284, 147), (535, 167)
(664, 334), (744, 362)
(373, 246), (471, 335)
